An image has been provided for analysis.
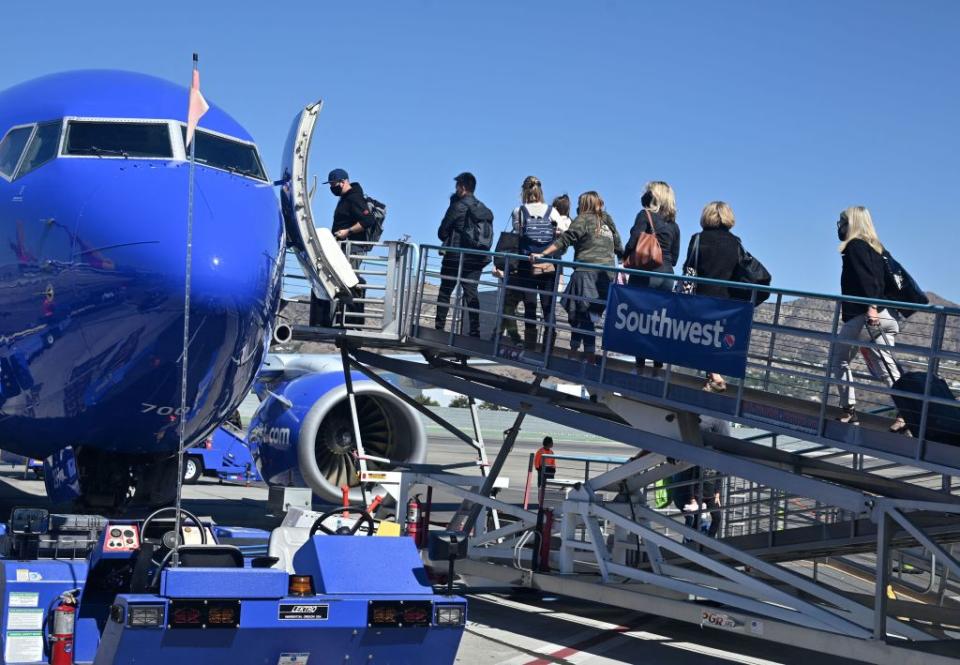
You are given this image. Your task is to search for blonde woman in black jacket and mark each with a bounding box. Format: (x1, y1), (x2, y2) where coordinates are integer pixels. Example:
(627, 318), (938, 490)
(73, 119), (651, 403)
(832, 206), (907, 432)
(683, 202), (741, 392)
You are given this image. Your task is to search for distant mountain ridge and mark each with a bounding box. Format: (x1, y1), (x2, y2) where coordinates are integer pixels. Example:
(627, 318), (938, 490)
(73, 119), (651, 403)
(750, 292), (959, 401)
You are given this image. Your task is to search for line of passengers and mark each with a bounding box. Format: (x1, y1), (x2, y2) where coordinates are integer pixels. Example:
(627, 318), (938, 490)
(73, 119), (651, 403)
(429, 171), (911, 432)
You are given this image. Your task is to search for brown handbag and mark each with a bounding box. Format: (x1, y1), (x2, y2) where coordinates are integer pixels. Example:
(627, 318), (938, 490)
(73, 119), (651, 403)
(624, 209), (663, 270)
(531, 261), (555, 276)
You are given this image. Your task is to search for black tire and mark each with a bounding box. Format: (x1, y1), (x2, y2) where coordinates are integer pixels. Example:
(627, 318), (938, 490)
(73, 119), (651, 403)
(183, 456), (203, 484)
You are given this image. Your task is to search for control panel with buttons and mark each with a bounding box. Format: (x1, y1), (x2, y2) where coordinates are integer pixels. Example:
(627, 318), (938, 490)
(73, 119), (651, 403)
(103, 524), (140, 552)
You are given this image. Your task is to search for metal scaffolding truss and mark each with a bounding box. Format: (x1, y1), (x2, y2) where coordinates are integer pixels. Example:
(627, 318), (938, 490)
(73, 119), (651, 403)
(344, 349), (960, 657)
(282, 241), (960, 663)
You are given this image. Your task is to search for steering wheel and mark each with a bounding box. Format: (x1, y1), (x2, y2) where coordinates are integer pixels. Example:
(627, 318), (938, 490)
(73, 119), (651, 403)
(310, 508), (375, 537)
(140, 506), (207, 566)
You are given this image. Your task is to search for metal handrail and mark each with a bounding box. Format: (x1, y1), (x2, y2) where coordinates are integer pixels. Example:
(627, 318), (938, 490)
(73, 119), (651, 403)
(409, 245), (960, 474)
(418, 243), (960, 316)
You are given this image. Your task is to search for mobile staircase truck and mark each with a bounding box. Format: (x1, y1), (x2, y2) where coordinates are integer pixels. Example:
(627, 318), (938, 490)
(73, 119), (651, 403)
(0, 505), (466, 664)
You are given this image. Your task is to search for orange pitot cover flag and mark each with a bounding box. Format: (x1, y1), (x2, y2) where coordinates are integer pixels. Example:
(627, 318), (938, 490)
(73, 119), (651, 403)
(185, 68), (209, 150)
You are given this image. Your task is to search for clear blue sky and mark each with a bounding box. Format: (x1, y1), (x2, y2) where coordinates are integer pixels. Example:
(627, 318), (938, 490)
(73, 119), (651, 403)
(3, 1), (958, 301)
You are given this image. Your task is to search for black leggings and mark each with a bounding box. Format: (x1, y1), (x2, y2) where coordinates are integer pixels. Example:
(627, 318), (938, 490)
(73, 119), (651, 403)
(517, 264), (556, 345)
(569, 311), (599, 353)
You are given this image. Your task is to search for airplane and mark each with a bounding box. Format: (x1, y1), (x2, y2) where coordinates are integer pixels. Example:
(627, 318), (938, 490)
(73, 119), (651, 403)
(0, 70), (285, 508)
(0, 72), (433, 510)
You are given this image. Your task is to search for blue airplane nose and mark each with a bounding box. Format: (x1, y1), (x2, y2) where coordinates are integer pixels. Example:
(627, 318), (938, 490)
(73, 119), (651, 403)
(63, 160), (284, 452)
(74, 161), (282, 304)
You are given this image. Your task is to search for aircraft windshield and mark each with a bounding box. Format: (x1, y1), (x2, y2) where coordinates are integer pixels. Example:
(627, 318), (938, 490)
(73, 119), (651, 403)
(18, 121), (62, 177)
(181, 127), (267, 181)
(0, 126), (33, 178)
(65, 120), (173, 158)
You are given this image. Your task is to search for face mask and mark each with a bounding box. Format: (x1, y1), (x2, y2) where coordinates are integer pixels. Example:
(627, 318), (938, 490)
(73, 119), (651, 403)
(330, 183), (343, 196)
(837, 219), (848, 241)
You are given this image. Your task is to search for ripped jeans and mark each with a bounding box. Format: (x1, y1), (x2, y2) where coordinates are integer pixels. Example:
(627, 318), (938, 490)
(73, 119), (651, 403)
(831, 309), (900, 410)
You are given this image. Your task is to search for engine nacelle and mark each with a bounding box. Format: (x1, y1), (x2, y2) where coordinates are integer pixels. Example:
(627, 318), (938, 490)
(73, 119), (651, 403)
(248, 371), (427, 503)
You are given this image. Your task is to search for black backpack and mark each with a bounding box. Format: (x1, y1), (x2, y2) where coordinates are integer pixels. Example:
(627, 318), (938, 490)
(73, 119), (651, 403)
(459, 200), (494, 252)
(363, 196), (386, 243)
(882, 250), (927, 318)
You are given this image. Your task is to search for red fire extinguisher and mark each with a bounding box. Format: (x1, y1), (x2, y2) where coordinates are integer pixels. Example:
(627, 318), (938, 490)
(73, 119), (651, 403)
(406, 494), (423, 547)
(49, 593), (76, 665)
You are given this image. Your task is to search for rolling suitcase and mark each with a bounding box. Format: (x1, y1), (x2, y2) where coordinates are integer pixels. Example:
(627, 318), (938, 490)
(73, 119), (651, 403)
(891, 371), (960, 446)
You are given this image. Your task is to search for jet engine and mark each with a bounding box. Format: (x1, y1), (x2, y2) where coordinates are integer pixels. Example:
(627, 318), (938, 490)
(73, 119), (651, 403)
(248, 369), (427, 503)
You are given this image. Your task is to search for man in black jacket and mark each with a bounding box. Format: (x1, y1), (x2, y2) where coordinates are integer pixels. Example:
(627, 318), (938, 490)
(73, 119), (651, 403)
(326, 168), (374, 249)
(434, 172), (491, 337)
(325, 168), (371, 322)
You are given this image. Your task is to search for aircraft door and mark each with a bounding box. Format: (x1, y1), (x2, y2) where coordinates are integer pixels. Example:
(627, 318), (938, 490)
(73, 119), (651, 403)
(280, 102), (359, 303)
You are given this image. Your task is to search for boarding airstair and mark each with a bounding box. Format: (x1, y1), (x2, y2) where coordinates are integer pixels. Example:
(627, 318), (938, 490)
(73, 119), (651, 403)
(275, 103), (960, 663)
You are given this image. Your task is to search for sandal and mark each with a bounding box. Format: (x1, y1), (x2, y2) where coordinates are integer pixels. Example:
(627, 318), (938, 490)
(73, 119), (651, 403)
(837, 408), (859, 425)
(889, 417), (911, 435)
(703, 379), (727, 393)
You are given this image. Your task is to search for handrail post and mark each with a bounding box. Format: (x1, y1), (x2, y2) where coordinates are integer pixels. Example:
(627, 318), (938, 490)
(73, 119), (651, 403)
(542, 261), (563, 371)
(380, 242), (398, 335)
(763, 294), (783, 391)
(492, 255), (511, 358)
(733, 287), (758, 417)
(916, 311), (946, 460)
(817, 301), (843, 436)
(411, 247), (430, 337)
(447, 250), (465, 345)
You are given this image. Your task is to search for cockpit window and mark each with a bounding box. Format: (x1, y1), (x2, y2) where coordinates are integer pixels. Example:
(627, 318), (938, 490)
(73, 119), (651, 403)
(0, 126), (33, 178)
(181, 126), (267, 181)
(18, 121), (62, 177)
(65, 121), (173, 158)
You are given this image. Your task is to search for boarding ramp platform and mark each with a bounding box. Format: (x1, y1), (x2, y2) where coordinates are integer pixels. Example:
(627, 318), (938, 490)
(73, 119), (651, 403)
(280, 240), (960, 663)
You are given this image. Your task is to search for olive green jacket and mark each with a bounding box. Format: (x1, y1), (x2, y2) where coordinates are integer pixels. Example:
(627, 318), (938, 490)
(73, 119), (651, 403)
(552, 212), (623, 268)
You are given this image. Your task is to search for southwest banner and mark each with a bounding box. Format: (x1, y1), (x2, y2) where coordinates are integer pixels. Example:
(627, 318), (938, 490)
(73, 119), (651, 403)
(602, 285), (755, 378)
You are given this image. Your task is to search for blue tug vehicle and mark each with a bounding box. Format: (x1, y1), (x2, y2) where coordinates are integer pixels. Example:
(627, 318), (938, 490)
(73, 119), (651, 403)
(0, 506), (466, 664)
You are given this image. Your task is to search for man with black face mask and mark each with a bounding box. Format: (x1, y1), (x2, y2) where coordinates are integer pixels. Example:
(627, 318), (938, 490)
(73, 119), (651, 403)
(324, 168), (371, 323)
(325, 168), (374, 246)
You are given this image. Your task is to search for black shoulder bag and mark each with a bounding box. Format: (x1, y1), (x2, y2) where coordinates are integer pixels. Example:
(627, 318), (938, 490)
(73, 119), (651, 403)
(730, 243), (772, 304)
(882, 250), (928, 318)
(493, 208), (521, 272)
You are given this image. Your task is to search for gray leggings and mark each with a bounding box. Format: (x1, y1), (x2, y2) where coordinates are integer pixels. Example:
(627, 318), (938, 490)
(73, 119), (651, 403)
(831, 309), (900, 410)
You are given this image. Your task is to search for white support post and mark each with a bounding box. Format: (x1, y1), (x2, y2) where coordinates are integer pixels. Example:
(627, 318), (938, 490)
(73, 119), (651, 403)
(558, 505), (578, 574)
(584, 514), (612, 583)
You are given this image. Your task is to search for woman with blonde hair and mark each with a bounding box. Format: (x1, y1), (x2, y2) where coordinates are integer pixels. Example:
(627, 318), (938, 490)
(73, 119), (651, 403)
(532, 191), (623, 362)
(625, 180), (681, 372)
(682, 201), (743, 392)
(832, 206), (906, 431)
